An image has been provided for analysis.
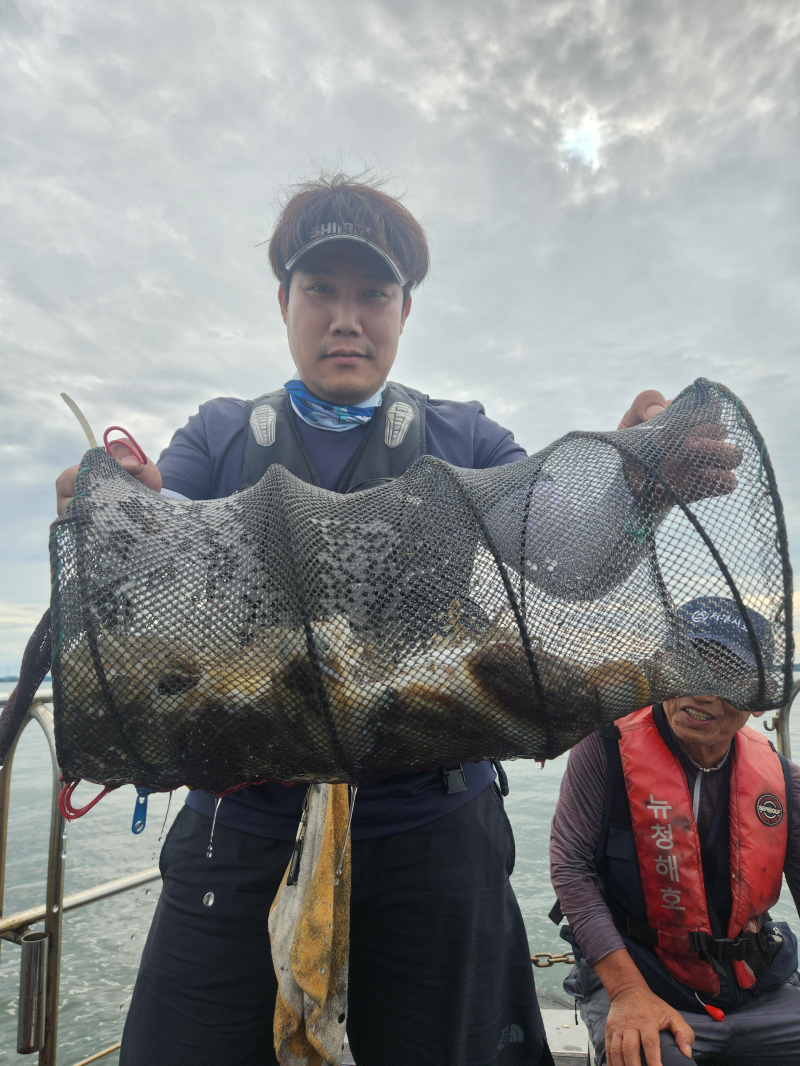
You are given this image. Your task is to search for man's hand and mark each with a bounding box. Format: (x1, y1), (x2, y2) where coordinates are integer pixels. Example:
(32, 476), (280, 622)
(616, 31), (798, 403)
(596, 948), (694, 1065)
(618, 389), (742, 511)
(617, 391), (672, 431)
(55, 439), (162, 515)
(606, 985), (695, 1066)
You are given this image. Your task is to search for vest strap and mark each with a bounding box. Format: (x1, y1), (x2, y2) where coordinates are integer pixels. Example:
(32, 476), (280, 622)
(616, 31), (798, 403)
(623, 914), (659, 947)
(609, 889), (783, 974)
(548, 900), (564, 926)
(688, 927), (785, 978)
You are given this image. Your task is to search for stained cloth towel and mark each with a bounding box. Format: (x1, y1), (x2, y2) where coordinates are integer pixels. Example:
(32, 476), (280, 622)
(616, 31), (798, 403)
(269, 783), (352, 1066)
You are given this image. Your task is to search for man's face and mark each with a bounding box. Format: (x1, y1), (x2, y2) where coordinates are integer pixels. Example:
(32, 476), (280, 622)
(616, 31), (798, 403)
(663, 692), (759, 759)
(279, 243), (411, 405)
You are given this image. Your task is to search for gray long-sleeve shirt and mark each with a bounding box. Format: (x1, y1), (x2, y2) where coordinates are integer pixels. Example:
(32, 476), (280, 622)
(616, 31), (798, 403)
(550, 726), (800, 967)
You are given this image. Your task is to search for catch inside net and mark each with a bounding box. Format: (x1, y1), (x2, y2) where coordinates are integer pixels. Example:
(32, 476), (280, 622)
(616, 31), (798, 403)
(48, 378), (793, 793)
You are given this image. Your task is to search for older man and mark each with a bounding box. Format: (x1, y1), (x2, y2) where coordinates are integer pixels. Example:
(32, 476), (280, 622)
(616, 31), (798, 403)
(56, 174), (738, 1066)
(551, 597), (800, 1066)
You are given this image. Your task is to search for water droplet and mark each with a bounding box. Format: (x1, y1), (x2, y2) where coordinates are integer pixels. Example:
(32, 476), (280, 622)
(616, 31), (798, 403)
(158, 790), (174, 841)
(145, 888), (151, 896)
(334, 878), (339, 886)
(51, 905), (59, 913)
(206, 847), (213, 859)
(130, 934), (135, 940)
(203, 892), (215, 907)
(205, 797), (223, 860)
(318, 967), (325, 974)
(60, 851), (67, 859)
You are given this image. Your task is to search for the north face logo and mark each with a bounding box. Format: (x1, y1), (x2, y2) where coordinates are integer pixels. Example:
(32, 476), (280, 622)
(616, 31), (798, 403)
(756, 794), (784, 826)
(496, 1024), (524, 1051)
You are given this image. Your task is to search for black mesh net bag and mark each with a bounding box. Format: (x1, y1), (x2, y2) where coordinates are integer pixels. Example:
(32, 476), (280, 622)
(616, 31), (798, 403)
(39, 378), (792, 792)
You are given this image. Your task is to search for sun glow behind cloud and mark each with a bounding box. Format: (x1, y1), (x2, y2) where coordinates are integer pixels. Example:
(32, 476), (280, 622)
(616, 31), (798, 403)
(559, 119), (603, 170)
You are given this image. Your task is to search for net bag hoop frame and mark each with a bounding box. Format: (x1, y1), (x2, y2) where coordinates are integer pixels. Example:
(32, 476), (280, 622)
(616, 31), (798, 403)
(0, 377), (791, 802)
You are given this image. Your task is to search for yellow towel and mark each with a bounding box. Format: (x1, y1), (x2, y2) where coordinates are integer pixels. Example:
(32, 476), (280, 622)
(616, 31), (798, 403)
(269, 783), (352, 1066)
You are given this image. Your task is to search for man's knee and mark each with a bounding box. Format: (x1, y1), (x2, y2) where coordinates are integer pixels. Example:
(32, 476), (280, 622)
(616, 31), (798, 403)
(654, 1030), (696, 1065)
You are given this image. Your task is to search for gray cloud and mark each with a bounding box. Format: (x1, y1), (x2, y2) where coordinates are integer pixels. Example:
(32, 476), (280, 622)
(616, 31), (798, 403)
(1, 0), (798, 667)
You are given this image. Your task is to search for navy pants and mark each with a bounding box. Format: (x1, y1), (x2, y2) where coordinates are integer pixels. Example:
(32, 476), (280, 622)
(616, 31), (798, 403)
(121, 785), (551, 1066)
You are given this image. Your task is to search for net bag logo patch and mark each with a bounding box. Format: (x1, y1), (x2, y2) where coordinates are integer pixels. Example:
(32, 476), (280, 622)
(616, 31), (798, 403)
(756, 794), (784, 826)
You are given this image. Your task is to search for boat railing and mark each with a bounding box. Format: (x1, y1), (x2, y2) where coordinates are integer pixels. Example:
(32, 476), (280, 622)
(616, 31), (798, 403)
(763, 678), (799, 759)
(1, 680), (797, 1063)
(0, 691), (159, 1065)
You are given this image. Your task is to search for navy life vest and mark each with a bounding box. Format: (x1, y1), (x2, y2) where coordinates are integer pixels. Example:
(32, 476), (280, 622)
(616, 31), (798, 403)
(240, 382), (428, 493)
(589, 705), (798, 1013)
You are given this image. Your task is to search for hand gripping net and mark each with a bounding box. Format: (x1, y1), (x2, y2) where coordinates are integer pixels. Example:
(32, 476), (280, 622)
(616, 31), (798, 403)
(47, 379), (793, 793)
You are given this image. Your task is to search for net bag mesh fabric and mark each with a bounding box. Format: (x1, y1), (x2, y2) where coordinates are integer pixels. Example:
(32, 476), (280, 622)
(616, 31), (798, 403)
(48, 379), (793, 793)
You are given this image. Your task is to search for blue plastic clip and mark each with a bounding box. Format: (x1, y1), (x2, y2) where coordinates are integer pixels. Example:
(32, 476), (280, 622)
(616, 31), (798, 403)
(131, 787), (153, 834)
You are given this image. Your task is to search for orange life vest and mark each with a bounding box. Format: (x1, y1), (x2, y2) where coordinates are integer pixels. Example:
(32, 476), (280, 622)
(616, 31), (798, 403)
(617, 706), (788, 996)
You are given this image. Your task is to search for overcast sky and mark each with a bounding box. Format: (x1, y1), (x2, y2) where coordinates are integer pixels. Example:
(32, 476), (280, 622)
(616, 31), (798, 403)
(1, 0), (798, 672)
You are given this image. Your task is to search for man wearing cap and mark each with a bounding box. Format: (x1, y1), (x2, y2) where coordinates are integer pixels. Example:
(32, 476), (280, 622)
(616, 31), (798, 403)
(550, 596), (800, 1066)
(55, 174), (742, 1066)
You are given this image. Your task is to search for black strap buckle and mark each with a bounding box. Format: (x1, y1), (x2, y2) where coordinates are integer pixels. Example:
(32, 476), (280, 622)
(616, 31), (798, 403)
(689, 930), (764, 971)
(442, 764), (467, 794)
(689, 933), (728, 977)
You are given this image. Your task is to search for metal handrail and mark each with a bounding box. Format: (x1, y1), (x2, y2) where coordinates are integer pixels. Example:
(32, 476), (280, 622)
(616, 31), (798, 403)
(764, 679), (799, 759)
(0, 868), (161, 937)
(70, 1042), (122, 1066)
(0, 691), (161, 1064)
(0, 698), (66, 1062)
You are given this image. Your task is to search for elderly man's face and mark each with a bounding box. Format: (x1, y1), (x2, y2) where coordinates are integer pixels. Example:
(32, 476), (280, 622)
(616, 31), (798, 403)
(663, 693), (761, 766)
(278, 243), (411, 406)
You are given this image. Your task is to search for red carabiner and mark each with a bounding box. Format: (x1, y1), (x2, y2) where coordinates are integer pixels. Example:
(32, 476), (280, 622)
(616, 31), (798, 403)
(58, 777), (117, 821)
(103, 426), (148, 465)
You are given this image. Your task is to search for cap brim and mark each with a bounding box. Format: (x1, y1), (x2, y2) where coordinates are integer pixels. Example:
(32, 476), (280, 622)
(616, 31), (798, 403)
(690, 632), (758, 670)
(284, 233), (408, 286)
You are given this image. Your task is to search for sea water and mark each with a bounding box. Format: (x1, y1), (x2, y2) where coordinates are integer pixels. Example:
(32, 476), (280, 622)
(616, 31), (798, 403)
(0, 694), (797, 1065)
